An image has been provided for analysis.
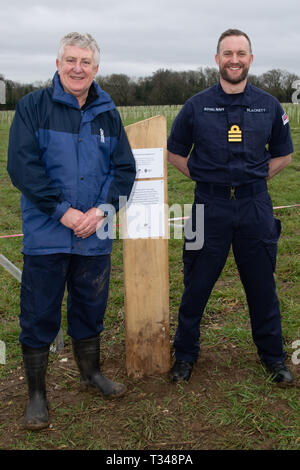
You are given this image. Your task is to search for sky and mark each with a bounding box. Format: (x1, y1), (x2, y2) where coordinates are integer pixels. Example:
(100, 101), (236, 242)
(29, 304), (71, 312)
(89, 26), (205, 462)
(1, 0), (299, 84)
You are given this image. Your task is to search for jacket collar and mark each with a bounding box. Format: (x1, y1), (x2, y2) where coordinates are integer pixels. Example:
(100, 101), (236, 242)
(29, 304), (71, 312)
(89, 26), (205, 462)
(51, 71), (115, 116)
(216, 80), (252, 107)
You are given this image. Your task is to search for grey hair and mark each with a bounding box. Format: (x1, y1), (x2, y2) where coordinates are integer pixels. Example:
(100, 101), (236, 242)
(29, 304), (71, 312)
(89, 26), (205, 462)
(57, 32), (100, 66)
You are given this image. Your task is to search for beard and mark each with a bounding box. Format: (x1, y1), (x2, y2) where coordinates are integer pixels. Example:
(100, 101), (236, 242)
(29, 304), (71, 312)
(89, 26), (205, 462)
(219, 64), (250, 85)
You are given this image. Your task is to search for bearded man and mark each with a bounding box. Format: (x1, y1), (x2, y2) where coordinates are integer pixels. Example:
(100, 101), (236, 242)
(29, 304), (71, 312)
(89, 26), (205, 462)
(167, 29), (294, 386)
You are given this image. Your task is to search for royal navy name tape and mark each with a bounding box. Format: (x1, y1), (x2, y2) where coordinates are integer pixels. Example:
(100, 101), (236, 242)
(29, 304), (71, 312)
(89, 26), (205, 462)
(246, 108), (269, 113)
(203, 107), (225, 112)
(203, 107), (270, 113)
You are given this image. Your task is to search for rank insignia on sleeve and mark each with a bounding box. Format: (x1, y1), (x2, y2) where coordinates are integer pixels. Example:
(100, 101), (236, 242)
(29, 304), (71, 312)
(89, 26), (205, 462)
(228, 125), (242, 142)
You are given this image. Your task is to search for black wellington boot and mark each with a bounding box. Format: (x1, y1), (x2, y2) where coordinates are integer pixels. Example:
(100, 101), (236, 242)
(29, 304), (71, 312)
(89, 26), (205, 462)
(21, 344), (49, 430)
(72, 336), (126, 398)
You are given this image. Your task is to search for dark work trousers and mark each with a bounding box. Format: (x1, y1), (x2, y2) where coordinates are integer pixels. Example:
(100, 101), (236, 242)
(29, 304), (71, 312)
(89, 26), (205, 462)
(20, 253), (111, 348)
(174, 183), (285, 366)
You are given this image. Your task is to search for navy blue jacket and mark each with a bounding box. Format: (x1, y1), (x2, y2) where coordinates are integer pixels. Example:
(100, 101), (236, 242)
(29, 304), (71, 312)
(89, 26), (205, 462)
(7, 72), (136, 255)
(167, 82), (293, 186)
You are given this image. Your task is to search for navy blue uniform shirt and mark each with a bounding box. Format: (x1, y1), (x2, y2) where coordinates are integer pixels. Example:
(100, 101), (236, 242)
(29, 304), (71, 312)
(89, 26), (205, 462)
(167, 82), (294, 186)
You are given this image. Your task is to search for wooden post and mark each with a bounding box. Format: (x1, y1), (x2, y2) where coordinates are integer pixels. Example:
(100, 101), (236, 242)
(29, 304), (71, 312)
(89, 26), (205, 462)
(123, 116), (170, 378)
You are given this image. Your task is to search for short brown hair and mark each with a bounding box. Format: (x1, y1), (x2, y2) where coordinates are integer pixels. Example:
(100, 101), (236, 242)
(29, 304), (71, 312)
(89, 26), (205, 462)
(217, 29), (252, 54)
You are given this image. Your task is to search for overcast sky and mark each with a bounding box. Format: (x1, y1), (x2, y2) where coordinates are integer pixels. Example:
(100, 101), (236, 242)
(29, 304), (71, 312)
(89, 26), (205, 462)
(1, 0), (299, 83)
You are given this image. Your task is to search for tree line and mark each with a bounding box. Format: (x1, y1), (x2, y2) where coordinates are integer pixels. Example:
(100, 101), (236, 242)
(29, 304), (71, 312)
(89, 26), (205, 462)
(0, 67), (299, 109)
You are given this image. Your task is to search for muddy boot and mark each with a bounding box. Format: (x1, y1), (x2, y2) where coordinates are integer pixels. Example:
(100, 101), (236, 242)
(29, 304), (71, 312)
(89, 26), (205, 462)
(72, 336), (126, 398)
(21, 344), (49, 430)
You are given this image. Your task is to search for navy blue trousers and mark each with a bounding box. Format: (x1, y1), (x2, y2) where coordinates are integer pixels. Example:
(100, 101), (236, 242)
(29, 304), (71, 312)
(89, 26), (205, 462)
(20, 254), (111, 348)
(174, 186), (286, 366)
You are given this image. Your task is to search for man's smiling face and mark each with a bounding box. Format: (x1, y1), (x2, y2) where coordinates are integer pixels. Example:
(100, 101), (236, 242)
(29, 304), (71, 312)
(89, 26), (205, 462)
(215, 35), (253, 85)
(56, 45), (98, 104)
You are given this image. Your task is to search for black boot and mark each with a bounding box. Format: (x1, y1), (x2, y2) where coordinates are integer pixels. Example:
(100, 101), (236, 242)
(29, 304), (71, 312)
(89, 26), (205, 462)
(72, 336), (126, 398)
(171, 360), (194, 383)
(21, 344), (49, 430)
(263, 361), (294, 386)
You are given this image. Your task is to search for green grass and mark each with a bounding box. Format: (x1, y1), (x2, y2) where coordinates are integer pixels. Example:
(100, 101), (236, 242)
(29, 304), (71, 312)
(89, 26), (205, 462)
(0, 109), (299, 450)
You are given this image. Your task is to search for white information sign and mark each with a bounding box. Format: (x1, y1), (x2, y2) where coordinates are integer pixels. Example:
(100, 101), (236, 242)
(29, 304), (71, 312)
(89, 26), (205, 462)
(126, 179), (165, 239)
(133, 148), (164, 179)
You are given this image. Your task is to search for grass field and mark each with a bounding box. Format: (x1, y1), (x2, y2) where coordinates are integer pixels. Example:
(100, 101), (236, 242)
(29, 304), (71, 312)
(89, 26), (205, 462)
(0, 107), (299, 451)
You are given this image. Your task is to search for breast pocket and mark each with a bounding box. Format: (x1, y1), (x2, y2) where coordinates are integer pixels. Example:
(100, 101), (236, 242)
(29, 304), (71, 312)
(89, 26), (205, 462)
(195, 113), (228, 163)
(86, 134), (111, 175)
(243, 112), (272, 159)
(90, 118), (112, 163)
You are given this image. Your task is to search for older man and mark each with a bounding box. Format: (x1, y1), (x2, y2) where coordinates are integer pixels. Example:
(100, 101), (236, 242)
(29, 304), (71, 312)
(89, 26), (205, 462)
(7, 32), (136, 430)
(168, 29), (294, 386)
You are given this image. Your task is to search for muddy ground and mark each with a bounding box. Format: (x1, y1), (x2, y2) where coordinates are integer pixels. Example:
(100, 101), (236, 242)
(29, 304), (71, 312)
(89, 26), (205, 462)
(0, 334), (298, 451)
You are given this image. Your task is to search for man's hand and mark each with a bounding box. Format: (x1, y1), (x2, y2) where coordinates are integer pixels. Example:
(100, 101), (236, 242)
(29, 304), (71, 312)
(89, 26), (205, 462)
(73, 207), (106, 239)
(168, 151), (191, 179)
(60, 207), (86, 230)
(267, 154), (292, 180)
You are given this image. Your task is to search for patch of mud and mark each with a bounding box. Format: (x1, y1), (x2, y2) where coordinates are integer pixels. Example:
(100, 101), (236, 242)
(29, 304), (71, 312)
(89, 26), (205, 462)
(0, 337), (298, 450)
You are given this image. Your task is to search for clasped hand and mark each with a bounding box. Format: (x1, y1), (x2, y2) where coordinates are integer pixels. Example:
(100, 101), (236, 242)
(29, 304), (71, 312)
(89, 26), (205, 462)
(60, 207), (105, 239)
